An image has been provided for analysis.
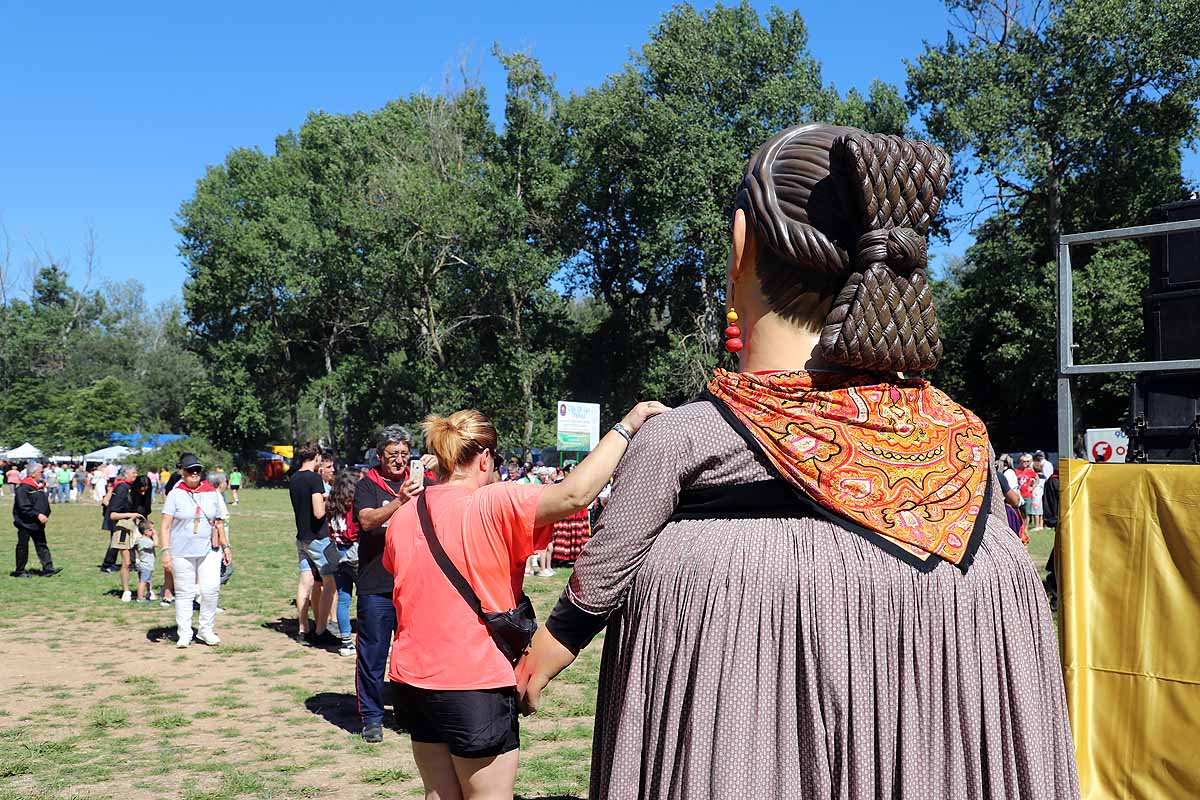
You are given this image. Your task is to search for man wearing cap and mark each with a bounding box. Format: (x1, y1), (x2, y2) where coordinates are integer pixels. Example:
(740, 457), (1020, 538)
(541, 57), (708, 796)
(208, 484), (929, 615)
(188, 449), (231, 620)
(12, 463), (60, 578)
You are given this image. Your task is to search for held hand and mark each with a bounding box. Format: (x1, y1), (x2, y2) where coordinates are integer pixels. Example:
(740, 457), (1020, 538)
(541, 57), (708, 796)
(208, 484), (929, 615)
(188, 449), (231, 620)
(222, 547), (232, 567)
(420, 454), (439, 474)
(399, 479), (424, 503)
(37, 514), (49, 525)
(620, 401), (672, 435)
(516, 627), (579, 716)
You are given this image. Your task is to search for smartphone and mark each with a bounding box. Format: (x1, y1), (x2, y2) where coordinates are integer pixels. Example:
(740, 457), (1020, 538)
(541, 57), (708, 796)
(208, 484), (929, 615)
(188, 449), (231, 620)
(410, 458), (425, 486)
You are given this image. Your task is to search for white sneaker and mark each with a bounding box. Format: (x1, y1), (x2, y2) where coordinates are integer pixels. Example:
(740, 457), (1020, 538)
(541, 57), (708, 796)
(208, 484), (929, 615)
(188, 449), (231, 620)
(176, 637), (191, 649)
(537, 568), (556, 577)
(121, 590), (132, 603)
(196, 629), (221, 646)
(149, 589), (157, 601)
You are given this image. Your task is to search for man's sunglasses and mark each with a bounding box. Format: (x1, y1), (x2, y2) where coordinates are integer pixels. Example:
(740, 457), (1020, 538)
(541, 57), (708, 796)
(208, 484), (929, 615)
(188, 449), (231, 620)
(184, 466), (204, 475)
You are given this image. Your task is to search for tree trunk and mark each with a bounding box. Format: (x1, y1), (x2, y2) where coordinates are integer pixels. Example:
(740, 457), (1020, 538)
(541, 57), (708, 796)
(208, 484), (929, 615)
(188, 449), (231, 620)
(520, 366), (535, 462)
(419, 281), (446, 368)
(1046, 144), (1063, 254)
(323, 344), (339, 452)
(289, 400), (300, 444)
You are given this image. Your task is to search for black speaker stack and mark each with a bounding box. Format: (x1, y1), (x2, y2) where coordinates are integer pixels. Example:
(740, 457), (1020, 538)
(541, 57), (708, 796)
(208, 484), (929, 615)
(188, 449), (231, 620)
(1127, 198), (1200, 464)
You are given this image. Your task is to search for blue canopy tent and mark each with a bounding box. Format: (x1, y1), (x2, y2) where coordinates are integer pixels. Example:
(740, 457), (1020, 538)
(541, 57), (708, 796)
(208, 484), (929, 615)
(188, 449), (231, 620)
(108, 433), (186, 451)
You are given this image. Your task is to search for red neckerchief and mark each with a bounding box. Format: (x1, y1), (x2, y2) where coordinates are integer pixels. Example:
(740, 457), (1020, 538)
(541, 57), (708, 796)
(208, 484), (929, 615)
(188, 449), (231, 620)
(708, 368), (990, 568)
(175, 480), (217, 494)
(364, 466), (407, 497)
(113, 478), (131, 487)
(19, 477), (44, 489)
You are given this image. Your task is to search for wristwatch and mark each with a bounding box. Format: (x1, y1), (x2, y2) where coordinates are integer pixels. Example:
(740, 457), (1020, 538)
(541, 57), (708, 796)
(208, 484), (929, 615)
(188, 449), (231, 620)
(611, 423), (633, 442)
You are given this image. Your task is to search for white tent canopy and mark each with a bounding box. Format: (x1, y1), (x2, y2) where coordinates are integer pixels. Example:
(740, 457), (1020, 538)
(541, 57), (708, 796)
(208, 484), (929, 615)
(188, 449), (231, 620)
(5, 442), (43, 460)
(84, 445), (132, 463)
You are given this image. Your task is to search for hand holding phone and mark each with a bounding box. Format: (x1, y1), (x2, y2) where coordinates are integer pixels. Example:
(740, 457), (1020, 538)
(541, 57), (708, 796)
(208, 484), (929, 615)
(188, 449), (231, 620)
(410, 458), (425, 487)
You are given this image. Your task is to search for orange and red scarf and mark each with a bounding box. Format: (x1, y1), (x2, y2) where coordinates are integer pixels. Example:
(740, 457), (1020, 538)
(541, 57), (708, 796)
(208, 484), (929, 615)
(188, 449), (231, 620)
(707, 369), (991, 568)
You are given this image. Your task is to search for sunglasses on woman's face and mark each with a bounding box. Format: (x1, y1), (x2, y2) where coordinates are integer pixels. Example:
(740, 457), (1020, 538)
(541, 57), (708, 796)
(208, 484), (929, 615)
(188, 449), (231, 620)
(184, 467), (203, 475)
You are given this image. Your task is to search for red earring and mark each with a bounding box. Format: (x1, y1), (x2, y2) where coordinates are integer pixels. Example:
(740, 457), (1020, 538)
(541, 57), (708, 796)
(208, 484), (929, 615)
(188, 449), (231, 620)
(724, 307), (743, 353)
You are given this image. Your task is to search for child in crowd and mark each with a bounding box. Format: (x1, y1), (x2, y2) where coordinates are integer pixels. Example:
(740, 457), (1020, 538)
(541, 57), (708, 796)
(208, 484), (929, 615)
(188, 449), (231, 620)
(326, 467), (361, 657)
(134, 526), (157, 603)
(217, 490), (234, 591)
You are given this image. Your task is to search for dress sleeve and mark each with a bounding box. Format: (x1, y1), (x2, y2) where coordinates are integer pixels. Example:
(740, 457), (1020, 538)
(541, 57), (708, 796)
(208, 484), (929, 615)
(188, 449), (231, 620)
(546, 414), (683, 650)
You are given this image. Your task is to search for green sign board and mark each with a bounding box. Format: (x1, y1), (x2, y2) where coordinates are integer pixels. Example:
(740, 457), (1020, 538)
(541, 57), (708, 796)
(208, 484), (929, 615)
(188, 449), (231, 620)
(556, 430), (591, 450)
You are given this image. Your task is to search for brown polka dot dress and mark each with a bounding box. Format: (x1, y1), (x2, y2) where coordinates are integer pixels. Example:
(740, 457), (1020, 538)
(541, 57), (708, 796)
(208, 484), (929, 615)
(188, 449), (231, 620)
(557, 400), (1080, 799)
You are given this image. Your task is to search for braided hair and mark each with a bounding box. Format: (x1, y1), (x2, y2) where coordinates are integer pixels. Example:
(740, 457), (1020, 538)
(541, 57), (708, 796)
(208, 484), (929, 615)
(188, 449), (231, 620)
(735, 123), (950, 372)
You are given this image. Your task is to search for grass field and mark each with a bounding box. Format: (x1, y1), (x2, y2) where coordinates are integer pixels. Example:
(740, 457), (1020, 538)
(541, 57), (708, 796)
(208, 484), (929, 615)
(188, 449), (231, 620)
(0, 488), (599, 800)
(0, 488), (1057, 800)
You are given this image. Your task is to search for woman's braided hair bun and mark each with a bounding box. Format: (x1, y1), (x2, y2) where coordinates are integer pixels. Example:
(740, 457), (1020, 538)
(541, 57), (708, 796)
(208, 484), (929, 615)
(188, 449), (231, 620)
(735, 123), (951, 372)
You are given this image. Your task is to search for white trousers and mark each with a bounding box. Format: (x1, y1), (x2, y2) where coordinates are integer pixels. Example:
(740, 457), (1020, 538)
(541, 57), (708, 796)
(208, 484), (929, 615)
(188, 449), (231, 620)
(173, 550), (221, 641)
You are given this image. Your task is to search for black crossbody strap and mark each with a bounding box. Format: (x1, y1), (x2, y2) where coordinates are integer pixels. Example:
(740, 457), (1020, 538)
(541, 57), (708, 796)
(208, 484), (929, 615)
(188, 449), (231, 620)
(416, 493), (487, 621)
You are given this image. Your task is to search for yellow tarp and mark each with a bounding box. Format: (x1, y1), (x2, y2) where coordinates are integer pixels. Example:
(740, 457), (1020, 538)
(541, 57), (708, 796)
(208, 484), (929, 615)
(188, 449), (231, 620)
(269, 444), (294, 459)
(1059, 458), (1200, 799)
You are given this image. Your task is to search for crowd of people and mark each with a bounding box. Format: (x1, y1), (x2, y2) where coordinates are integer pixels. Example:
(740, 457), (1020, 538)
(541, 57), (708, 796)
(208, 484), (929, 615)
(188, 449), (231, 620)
(4, 124), (1081, 800)
(3, 426), (1070, 798)
(281, 431), (610, 754)
(996, 449), (1057, 534)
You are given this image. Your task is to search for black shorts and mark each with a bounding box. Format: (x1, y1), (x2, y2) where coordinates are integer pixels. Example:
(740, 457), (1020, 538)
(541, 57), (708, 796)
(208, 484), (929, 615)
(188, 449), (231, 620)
(394, 684), (519, 759)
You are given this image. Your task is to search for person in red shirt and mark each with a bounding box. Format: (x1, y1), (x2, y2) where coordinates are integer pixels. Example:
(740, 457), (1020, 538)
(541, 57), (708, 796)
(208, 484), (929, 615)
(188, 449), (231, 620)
(1014, 453), (1039, 527)
(383, 401), (666, 799)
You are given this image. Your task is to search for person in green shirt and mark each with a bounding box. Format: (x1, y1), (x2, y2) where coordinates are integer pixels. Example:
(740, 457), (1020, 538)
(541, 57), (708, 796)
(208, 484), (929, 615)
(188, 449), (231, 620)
(55, 466), (71, 504)
(229, 468), (243, 506)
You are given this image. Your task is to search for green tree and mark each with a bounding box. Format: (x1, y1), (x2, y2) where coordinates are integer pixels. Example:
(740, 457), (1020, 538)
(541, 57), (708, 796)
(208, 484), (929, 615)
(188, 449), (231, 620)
(562, 2), (907, 412)
(909, 0), (1200, 444)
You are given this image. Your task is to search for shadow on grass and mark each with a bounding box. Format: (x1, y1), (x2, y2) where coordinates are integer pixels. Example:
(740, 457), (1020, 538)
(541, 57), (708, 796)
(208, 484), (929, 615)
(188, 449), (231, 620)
(261, 617), (353, 653)
(303, 691), (407, 734)
(146, 625), (176, 643)
(262, 616), (302, 639)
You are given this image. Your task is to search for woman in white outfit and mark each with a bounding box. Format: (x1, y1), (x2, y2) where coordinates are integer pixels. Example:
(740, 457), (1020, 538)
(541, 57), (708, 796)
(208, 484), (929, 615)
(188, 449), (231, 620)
(159, 454), (231, 647)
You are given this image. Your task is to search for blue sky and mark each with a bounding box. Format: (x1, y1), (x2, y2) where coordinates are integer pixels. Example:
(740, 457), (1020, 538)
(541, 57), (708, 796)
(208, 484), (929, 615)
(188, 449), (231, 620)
(2, 0), (1197, 306)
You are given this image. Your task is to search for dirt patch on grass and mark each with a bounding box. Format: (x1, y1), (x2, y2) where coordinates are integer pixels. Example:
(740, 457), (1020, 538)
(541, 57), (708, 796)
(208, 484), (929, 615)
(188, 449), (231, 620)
(0, 616), (425, 799)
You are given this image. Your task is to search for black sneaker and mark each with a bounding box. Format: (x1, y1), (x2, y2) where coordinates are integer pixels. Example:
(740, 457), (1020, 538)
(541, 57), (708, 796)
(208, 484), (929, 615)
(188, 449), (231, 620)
(100, 566), (118, 573)
(313, 630), (340, 648)
(10, 570), (31, 578)
(40, 567), (62, 577)
(361, 722), (383, 743)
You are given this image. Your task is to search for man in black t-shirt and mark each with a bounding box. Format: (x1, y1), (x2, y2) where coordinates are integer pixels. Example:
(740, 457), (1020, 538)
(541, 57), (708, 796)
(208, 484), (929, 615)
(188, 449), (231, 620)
(290, 443), (336, 645)
(354, 424), (424, 743)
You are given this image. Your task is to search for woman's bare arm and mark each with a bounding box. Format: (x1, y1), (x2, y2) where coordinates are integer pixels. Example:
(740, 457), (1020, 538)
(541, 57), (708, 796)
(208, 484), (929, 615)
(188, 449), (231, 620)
(534, 402), (668, 528)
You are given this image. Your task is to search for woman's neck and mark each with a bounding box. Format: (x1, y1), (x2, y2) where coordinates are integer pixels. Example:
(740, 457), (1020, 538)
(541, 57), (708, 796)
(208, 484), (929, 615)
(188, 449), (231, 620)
(738, 312), (841, 373)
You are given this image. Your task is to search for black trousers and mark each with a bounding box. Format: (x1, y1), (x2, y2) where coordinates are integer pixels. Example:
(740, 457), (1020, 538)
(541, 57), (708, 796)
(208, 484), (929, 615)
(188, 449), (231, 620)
(15, 525), (53, 572)
(101, 543), (118, 568)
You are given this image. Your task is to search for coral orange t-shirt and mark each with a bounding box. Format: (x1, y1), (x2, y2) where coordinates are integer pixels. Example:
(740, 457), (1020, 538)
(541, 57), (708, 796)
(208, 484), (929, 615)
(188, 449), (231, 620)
(383, 481), (551, 690)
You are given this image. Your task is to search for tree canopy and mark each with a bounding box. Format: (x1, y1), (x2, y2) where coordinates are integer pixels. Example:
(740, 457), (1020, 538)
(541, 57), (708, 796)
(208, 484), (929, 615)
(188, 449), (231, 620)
(5, 0), (1197, 461)
(909, 0), (1200, 445)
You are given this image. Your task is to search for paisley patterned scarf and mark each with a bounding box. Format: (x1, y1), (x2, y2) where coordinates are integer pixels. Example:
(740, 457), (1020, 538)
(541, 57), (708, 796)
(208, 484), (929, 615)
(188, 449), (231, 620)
(707, 368), (991, 568)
